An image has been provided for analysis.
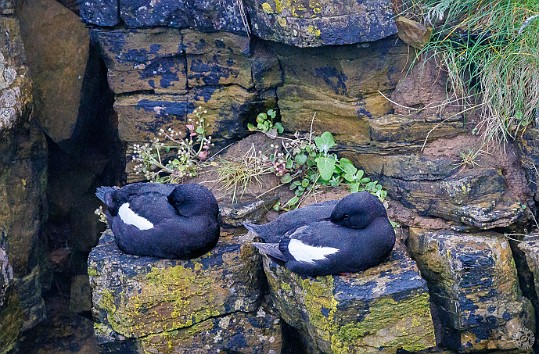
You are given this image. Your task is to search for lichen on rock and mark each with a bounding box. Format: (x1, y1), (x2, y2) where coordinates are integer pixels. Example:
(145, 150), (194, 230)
(89, 230), (281, 351)
(409, 229), (535, 352)
(261, 244), (436, 353)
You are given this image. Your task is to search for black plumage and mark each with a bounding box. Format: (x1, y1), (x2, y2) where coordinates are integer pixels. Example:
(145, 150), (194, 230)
(96, 182), (219, 259)
(243, 200), (338, 243)
(252, 192), (395, 276)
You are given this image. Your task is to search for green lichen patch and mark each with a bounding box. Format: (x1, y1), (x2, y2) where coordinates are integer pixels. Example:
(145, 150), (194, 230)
(0, 291), (24, 353)
(90, 230), (264, 340)
(334, 293), (435, 353)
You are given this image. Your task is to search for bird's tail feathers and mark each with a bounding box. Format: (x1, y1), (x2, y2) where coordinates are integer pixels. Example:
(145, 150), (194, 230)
(95, 186), (117, 204)
(243, 222), (262, 235)
(252, 242), (286, 261)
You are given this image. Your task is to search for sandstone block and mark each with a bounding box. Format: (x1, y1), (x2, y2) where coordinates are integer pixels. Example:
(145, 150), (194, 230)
(89, 230), (282, 353)
(369, 114), (466, 144)
(92, 28), (186, 94)
(274, 39), (410, 98)
(245, 0), (397, 47)
(184, 30), (252, 89)
(119, 0), (249, 35)
(409, 229), (535, 352)
(395, 16), (432, 49)
(262, 245), (436, 353)
(18, 0), (90, 144)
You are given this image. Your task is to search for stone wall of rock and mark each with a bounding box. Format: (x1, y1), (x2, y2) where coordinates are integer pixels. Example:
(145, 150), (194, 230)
(76, 0), (539, 353)
(0, 9), (48, 352)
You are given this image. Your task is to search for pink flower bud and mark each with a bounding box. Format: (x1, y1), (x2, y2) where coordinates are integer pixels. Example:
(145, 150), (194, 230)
(198, 150), (208, 160)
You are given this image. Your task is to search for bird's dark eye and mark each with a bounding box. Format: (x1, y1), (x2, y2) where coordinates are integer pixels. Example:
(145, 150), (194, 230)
(343, 214), (350, 220)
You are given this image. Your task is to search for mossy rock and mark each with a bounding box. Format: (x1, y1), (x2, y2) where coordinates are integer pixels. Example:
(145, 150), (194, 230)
(410, 229), (536, 352)
(89, 230), (264, 340)
(244, 0), (397, 47)
(261, 244), (436, 353)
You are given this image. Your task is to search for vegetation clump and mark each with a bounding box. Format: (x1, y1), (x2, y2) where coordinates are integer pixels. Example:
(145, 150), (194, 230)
(131, 107), (385, 210)
(401, 0), (539, 142)
(132, 107), (212, 183)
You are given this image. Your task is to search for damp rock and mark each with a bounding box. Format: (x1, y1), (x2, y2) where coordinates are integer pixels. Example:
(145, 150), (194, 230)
(261, 244), (436, 353)
(409, 229), (535, 352)
(89, 230), (282, 352)
(244, 0), (397, 47)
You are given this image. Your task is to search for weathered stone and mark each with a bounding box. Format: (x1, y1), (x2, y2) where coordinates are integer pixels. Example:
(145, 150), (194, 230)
(251, 40), (283, 90)
(0, 16), (48, 350)
(382, 167), (525, 228)
(409, 229), (535, 352)
(272, 39), (410, 144)
(79, 0), (120, 26)
(344, 153), (456, 182)
(118, 86), (260, 182)
(18, 0), (90, 144)
(14, 266), (46, 331)
(262, 245), (436, 353)
(0, 248), (12, 308)
(278, 84), (379, 145)
(517, 127), (539, 199)
(275, 39), (410, 98)
(0, 18), (31, 132)
(69, 275), (93, 313)
(0, 0), (14, 14)
(391, 56), (462, 117)
(245, 0), (398, 47)
(0, 287), (23, 353)
(119, 0), (249, 35)
(137, 304), (282, 353)
(395, 16), (432, 49)
(92, 28), (186, 94)
(369, 113), (466, 144)
(89, 230), (265, 339)
(184, 30), (253, 89)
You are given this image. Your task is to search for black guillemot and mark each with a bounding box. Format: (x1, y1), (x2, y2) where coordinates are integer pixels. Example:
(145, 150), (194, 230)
(252, 192), (395, 276)
(96, 182), (219, 259)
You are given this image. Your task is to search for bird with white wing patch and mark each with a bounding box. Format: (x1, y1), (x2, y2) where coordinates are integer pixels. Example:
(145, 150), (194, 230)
(96, 182), (220, 259)
(252, 192), (395, 276)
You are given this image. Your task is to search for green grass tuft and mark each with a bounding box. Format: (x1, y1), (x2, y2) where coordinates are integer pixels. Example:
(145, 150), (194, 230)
(401, 0), (539, 142)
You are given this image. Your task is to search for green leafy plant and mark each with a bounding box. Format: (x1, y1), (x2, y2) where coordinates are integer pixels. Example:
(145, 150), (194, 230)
(247, 109), (284, 138)
(132, 106), (212, 183)
(249, 117), (386, 210)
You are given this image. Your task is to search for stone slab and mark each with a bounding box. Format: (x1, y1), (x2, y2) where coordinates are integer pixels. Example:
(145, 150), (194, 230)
(262, 245), (436, 353)
(245, 0), (398, 47)
(409, 229), (535, 352)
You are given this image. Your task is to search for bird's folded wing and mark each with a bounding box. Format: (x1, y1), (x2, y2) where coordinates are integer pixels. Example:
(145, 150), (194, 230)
(252, 242), (286, 261)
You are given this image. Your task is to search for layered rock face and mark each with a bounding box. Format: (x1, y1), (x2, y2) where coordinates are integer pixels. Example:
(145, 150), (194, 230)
(89, 230), (282, 353)
(0, 12), (48, 352)
(78, 0), (539, 353)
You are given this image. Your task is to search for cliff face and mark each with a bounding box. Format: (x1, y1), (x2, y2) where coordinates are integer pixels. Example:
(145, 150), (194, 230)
(2, 0), (539, 352)
(0, 8), (48, 352)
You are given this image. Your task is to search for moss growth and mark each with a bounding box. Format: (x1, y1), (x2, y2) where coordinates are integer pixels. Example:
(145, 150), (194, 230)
(300, 275), (337, 347)
(0, 291), (24, 353)
(262, 2), (274, 14)
(334, 293), (435, 352)
(307, 25), (321, 36)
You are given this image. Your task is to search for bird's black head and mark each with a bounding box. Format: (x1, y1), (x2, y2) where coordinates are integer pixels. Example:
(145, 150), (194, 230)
(330, 191), (387, 229)
(168, 183), (219, 217)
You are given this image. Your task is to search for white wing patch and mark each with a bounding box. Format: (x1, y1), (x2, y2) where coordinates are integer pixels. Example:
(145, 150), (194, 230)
(288, 239), (339, 264)
(118, 203), (154, 230)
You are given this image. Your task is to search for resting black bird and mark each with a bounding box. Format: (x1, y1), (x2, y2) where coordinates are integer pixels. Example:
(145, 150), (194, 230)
(96, 182), (219, 259)
(243, 200), (338, 243)
(252, 192), (395, 276)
